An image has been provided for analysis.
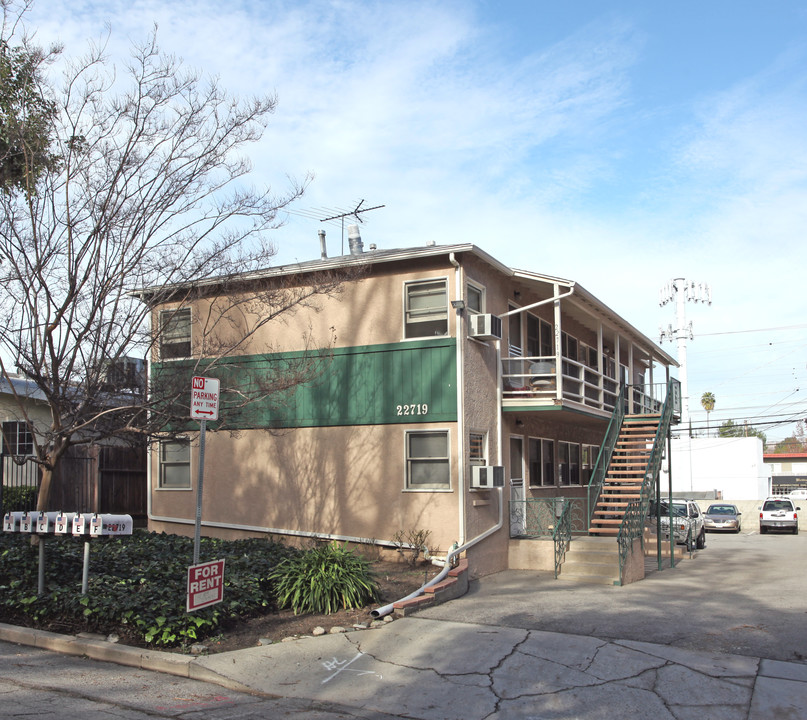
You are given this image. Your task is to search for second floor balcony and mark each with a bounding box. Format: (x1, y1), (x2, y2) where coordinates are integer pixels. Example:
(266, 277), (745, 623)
(502, 354), (667, 417)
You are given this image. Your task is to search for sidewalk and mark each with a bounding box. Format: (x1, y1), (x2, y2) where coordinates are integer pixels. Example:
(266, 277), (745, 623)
(2, 616), (806, 719)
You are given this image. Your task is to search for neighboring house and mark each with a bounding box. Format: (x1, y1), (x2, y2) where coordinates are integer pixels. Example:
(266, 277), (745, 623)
(660, 436), (772, 501)
(144, 240), (678, 578)
(1, 373), (50, 495)
(0, 371), (147, 518)
(763, 452), (807, 495)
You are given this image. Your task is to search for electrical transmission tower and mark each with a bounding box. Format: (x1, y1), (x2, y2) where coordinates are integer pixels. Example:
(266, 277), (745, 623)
(659, 278), (712, 430)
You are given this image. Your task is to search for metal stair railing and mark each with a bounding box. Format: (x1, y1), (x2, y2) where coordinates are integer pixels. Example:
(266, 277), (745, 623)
(615, 377), (681, 582)
(553, 499), (572, 579)
(586, 384), (627, 529)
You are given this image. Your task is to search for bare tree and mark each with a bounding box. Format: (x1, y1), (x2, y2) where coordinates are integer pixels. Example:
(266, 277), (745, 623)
(0, 4), (348, 511)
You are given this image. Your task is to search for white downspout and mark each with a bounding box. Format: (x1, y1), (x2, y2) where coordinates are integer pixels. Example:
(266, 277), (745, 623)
(371, 487), (503, 618)
(449, 253), (466, 546)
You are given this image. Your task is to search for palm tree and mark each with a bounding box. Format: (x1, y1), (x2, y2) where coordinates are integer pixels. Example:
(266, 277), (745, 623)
(701, 392), (716, 435)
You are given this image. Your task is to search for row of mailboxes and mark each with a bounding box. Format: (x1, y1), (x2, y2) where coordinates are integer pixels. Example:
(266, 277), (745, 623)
(2, 511), (133, 536)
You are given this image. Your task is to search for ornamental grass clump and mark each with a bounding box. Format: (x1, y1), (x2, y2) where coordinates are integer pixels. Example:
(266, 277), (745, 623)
(269, 541), (380, 615)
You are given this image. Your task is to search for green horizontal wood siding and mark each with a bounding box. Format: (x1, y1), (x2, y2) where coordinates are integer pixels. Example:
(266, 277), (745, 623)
(154, 338), (457, 430)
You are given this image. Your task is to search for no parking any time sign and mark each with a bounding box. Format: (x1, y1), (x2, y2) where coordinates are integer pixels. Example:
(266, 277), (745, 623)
(190, 376), (219, 420)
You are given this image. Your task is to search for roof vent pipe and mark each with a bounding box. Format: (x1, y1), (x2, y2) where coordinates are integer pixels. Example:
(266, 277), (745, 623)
(318, 229), (327, 259)
(347, 224), (364, 255)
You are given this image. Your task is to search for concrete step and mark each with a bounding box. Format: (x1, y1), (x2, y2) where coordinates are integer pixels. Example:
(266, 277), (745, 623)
(558, 537), (620, 584)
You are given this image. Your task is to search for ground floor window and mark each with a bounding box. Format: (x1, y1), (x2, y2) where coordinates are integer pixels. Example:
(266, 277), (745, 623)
(406, 431), (450, 490)
(469, 431), (486, 466)
(558, 441), (580, 486)
(159, 438), (191, 489)
(581, 444), (599, 485)
(528, 437), (555, 487)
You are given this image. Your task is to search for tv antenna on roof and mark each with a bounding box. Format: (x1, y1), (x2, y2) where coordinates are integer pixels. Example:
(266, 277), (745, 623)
(289, 199), (385, 254)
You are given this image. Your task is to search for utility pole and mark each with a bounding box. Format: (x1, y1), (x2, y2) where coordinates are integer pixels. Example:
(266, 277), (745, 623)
(659, 278), (712, 431)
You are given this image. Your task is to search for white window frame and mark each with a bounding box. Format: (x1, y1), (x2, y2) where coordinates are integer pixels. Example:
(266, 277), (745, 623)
(581, 444), (599, 485)
(404, 429), (451, 491)
(510, 434), (525, 482)
(508, 304), (522, 357)
(527, 315), (554, 358)
(558, 441), (581, 486)
(403, 278), (449, 339)
(469, 431), (487, 467)
(528, 436), (555, 487)
(158, 437), (191, 489)
(466, 282), (485, 315)
(159, 307), (192, 360)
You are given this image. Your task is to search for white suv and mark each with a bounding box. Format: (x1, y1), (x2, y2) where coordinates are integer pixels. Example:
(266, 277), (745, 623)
(759, 497), (799, 535)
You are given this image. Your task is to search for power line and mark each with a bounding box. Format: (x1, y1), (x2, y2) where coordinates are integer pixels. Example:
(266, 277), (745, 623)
(698, 323), (807, 337)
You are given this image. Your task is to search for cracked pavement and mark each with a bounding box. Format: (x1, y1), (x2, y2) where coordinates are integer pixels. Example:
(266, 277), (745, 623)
(193, 617), (807, 719)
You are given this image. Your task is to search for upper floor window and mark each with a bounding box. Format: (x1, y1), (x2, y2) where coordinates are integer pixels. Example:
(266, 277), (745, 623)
(2, 421), (34, 457)
(508, 306), (522, 357)
(159, 308), (191, 360)
(469, 432), (486, 466)
(404, 280), (448, 338)
(467, 283), (485, 314)
(527, 315), (553, 358)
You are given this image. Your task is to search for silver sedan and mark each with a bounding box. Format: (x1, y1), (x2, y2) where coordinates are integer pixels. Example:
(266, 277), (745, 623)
(703, 504), (742, 533)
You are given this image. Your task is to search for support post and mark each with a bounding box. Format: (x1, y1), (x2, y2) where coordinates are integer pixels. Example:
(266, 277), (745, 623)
(38, 538), (45, 596)
(193, 419), (207, 566)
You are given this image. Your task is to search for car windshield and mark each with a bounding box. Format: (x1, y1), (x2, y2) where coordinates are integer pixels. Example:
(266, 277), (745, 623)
(763, 500), (793, 512)
(707, 505), (736, 515)
(658, 503), (687, 517)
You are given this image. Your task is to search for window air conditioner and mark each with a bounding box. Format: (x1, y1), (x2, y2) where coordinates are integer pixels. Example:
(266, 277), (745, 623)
(471, 465), (505, 489)
(469, 313), (502, 340)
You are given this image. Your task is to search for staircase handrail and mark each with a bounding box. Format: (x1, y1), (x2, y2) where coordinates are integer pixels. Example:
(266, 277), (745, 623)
(587, 383), (627, 527)
(616, 377), (681, 580)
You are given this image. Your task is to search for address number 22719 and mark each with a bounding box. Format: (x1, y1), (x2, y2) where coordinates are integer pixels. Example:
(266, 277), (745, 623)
(396, 403), (429, 416)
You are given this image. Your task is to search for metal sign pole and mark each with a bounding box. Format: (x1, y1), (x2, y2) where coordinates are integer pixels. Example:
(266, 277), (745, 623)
(193, 418), (207, 566)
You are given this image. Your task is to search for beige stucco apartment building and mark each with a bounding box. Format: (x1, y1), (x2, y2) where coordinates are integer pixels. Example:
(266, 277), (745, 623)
(146, 241), (677, 578)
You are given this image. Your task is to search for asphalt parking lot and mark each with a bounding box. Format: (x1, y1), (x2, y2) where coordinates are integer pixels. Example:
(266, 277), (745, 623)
(417, 529), (807, 664)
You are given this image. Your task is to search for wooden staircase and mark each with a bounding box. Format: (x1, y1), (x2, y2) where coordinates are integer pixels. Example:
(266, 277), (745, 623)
(588, 414), (661, 537)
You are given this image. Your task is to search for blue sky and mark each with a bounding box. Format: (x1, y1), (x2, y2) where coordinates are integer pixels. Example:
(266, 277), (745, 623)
(26, 0), (807, 443)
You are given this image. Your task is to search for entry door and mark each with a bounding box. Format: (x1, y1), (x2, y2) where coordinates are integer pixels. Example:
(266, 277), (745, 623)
(509, 436), (526, 537)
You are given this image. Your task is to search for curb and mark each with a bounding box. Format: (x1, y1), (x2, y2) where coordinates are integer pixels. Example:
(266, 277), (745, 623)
(0, 622), (258, 694)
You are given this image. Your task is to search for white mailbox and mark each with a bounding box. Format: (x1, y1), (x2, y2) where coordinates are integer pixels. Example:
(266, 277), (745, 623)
(71, 513), (93, 536)
(54, 512), (76, 534)
(89, 514), (133, 537)
(3, 511), (25, 533)
(35, 511), (62, 534)
(20, 511), (37, 533)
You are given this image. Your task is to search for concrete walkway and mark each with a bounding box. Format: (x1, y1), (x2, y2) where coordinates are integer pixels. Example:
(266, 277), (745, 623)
(2, 616), (806, 719)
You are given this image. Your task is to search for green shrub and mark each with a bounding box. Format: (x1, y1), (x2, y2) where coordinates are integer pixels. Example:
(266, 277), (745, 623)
(0, 531), (301, 648)
(269, 541), (380, 615)
(2, 485), (38, 513)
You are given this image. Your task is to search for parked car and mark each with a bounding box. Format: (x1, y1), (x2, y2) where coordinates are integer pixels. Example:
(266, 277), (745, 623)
(789, 489), (807, 502)
(703, 503), (742, 533)
(649, 498), (706, 550)
(759, 497), (799, 535)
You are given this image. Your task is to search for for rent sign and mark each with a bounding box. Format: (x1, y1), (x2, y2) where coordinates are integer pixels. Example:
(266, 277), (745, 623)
(187, 559), (225, 612)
